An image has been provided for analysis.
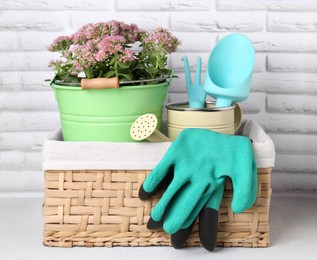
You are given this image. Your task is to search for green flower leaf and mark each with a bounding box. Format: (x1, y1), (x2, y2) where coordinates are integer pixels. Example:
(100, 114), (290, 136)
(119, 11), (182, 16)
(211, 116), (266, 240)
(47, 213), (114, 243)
(145, 66), (158, 75)
(104, 70), (116, 78)
(118, 62), (130, 69)
(118, 73), (132, 81)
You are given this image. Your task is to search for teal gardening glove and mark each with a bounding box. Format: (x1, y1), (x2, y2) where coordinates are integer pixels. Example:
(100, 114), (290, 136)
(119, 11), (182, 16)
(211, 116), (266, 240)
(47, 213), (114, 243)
(139, 128), (257, 251)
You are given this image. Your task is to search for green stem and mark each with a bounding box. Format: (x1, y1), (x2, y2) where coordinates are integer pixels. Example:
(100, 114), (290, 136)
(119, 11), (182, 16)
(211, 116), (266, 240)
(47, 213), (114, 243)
(155, 55), (159, 70)
(114, 54), (119, 78)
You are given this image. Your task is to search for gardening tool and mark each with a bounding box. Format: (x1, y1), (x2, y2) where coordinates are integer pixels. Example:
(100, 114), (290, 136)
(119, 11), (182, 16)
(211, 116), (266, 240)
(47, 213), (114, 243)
(130, 114), (171, 142)
(204, 33), (255, 108)
(182, 56), (206, 109)
(139, 128), (258, 251)
(53, 76), (170, 90)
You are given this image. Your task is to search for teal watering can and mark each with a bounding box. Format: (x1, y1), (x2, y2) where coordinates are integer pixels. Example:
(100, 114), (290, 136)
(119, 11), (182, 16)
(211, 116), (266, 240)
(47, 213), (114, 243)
(183, 33), (255, 108)
(204, 33), (255, 108)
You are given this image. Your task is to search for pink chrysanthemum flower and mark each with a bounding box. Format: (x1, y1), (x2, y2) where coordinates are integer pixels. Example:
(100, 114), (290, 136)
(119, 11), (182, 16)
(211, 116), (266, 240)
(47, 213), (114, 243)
(48, 20), (180, 80)
(72, 40), (98, 69)
(144, 28), (181, 53)
(48, 36), (72, 52)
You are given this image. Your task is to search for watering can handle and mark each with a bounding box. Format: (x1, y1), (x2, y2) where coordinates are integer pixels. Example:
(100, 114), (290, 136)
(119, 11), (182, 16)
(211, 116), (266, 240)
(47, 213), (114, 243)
(81, 77), (119, 90)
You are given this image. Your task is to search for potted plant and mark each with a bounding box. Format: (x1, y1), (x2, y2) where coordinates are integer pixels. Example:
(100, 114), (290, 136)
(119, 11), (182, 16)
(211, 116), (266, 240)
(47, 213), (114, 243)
(48, 20), (180, 141)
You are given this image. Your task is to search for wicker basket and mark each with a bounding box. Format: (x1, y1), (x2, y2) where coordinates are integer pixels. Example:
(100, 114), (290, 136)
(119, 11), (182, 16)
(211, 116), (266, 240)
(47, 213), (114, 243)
(43, 167), (271, 248)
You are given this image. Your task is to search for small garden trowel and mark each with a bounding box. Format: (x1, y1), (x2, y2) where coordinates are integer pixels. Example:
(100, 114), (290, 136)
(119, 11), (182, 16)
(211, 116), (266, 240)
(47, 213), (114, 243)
(204, 33), (255, 108)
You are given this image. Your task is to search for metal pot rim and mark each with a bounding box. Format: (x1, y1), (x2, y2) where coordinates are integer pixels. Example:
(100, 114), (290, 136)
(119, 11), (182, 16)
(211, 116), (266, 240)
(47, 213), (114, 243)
(165, 101), (236, 112)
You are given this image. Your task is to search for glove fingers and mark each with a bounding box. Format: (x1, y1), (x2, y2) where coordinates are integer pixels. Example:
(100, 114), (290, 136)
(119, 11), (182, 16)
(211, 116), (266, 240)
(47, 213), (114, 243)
(199, 208), (219, 252)
(205, 181), (225, 210)
(180, 185), (215, 229)
(150, 177), (188, 222)
(140, 147), (176, 198)
(181, 181), (225, 230)
(198, 183), (225, 252)
(231, 150), (258, 213)
(147, 203), (171, 230)
(171, 221), (195, 249)
(139, 167), (174, 200)
(163, 183), (207, 234)
(147, 216), (164, 230)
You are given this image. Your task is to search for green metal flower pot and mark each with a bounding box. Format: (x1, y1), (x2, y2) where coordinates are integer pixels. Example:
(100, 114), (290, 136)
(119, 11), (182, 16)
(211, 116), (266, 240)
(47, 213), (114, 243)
(51, 79), (171, 142)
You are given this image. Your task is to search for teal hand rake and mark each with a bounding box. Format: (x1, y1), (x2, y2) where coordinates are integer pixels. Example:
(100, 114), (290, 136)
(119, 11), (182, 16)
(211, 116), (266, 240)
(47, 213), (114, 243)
(182, 56), (206, 109)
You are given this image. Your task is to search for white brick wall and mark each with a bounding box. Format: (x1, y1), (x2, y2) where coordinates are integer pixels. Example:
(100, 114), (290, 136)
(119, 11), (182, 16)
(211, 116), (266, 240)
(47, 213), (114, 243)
(0, 0), (316, 194)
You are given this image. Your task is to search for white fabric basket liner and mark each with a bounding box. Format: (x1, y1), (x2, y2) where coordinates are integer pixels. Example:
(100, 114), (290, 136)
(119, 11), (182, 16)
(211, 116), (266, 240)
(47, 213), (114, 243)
(42, 120), (275, 171)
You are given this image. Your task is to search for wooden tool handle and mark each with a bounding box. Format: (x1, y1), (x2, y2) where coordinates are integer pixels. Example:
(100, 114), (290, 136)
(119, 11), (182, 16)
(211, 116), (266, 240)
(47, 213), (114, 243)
(81, 77), (119, 90)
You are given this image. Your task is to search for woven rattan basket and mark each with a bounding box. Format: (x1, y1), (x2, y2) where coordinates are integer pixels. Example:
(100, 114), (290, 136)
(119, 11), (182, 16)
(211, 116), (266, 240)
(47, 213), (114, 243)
(43, 167), (271, 248)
